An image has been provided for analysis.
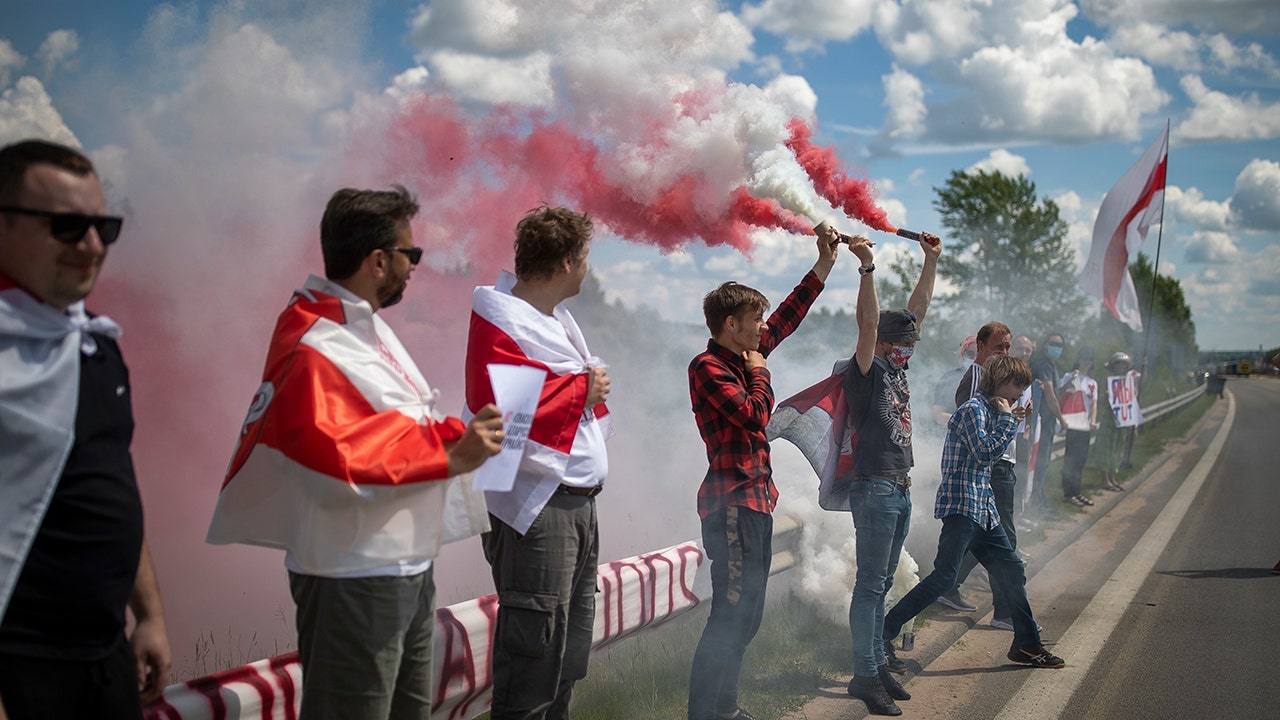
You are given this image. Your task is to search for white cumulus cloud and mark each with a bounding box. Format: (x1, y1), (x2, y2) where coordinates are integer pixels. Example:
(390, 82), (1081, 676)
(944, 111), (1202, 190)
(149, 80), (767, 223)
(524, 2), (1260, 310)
(1229, 158), (1280, 231)
(1080, 0), (1280, 35)
(1177, 75), (1280, 142)
(0, 76), (79, 147)
(967, 148), (1030, 178)
(882, 64), (926, 139)
(1183, 231), (1241, 264)
(1165, 185), (1230, 232)
(869, 0), (1171, 144)
(35, 29), (79, 76)
(0, 40), (24, 88)
(1106, 22), (1201, 71)
(740, 0), (876, 52)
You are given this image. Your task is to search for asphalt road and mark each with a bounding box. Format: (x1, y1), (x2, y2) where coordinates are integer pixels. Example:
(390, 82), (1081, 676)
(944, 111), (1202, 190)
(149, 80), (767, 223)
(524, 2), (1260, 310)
(1066, 377), (1280, 720)
(788, 376), (1280, 720)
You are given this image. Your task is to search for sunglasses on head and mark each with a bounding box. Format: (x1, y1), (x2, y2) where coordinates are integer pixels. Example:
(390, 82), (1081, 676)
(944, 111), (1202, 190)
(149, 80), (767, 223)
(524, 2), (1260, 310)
(0, 206), (124, 246)
(388, 246), (423, 266)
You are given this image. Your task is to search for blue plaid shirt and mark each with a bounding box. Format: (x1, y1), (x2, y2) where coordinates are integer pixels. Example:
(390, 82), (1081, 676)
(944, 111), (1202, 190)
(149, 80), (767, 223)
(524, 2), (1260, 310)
(935, 390), (1018, 529)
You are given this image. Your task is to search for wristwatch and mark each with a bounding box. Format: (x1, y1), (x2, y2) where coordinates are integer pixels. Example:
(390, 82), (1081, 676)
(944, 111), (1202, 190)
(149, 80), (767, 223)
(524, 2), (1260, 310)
(859, 264), (875, 276)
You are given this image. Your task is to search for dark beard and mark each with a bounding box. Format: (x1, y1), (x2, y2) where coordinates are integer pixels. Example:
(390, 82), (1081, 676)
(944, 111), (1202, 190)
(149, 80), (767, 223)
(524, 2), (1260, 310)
(378, 277), (406, 308)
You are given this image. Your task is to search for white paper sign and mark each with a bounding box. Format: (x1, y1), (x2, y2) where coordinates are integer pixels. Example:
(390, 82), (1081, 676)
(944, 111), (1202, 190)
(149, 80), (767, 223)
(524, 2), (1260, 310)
(473, 363), (547, 492)
(1108, 373), (1143, 427)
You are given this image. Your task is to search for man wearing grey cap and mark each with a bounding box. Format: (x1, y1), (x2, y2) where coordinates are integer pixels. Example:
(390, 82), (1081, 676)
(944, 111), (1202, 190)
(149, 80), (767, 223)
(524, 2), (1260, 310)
(840, 231), (940, 716)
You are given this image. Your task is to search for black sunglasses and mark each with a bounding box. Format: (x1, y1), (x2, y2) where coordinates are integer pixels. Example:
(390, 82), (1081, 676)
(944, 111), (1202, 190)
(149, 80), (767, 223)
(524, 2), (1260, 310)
(388, 246), (423, 266)
(0, 206), (124, 246)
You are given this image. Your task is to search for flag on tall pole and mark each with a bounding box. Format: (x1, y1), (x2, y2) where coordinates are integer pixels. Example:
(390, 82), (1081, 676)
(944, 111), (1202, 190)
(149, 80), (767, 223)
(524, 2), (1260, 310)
(1080, 125), (1169, 332)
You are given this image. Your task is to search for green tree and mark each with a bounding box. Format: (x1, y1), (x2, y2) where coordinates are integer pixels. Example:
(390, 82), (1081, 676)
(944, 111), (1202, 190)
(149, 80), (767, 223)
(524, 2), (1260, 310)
(932, 170), (1088, 339)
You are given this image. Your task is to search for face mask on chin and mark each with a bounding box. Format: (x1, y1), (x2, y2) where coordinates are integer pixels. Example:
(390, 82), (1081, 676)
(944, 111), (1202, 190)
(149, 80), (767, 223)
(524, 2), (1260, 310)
(887, 344), (914, 370)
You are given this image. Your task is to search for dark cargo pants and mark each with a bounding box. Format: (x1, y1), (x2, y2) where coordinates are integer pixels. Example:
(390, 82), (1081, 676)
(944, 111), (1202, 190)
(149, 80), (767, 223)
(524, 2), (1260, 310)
(483, 492), (599, 720)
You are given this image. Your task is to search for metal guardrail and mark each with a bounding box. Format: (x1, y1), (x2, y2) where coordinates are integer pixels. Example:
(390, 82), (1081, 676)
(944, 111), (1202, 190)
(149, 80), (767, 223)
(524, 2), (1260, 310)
(1141, 383), (1206, 422)
(1042, 382), (1207, 460)
(769, 512), (804, 576)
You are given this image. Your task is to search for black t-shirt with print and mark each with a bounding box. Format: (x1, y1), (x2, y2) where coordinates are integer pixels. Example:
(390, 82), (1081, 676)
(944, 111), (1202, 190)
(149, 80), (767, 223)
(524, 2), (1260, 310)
(844, 355), (914, 477)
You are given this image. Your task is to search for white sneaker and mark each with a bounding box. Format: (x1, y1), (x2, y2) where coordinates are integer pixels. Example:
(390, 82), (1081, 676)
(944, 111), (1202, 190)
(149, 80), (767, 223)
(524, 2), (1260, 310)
(990, 617), (1042, 632)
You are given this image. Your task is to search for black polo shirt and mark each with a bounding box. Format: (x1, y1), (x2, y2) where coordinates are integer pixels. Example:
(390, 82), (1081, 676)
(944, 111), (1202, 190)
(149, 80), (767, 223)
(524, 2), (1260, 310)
(0, 333), (144, 661)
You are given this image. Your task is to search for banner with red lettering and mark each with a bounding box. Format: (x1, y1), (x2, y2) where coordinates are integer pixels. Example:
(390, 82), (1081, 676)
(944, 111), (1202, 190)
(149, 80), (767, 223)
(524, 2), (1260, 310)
(1107, 373), (1143, 427)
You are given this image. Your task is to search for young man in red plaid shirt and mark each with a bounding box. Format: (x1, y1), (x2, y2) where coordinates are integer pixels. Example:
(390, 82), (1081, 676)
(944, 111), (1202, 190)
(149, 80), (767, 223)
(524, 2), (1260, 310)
(685, 229), (848, 720)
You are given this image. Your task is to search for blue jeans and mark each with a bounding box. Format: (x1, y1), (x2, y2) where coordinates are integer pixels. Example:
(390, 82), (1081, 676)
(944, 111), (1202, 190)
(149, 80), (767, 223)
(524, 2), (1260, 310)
(884, 515), (1041, 650)
(953, 460), (1018, 618)
(848, 477), (911, 678)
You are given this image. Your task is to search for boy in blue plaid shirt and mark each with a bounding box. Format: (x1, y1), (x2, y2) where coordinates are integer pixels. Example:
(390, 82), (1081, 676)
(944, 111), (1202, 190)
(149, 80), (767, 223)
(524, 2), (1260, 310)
(881, 355), (1066, 671)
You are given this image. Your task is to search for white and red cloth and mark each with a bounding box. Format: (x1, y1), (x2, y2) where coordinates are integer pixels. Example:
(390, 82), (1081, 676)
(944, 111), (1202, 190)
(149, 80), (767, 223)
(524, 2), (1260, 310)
(1080, 126), (1168, 332)
(0, 276), (121, 616)
(766, 359), (856, 512)
(1057, 370), (1098, 432)
(207, 275), (489, 576)
(465, 271), (611, 534)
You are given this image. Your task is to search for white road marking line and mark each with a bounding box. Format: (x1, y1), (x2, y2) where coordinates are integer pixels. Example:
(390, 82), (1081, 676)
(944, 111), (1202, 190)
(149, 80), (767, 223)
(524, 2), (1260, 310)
(995, 391), (1236, 720)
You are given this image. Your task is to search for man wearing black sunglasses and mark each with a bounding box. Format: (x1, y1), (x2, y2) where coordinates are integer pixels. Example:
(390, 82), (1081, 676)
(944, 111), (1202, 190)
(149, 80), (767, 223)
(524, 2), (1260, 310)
(0, 139), (170, 719)
(208, 184), (504, 720)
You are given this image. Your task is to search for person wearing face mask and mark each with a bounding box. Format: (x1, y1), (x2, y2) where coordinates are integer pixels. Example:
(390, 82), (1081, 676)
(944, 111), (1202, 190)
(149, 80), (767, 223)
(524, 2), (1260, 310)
(1026, 332), (1070, 520)
(930, 335), (977, 428)
(841, 230), (940, 716)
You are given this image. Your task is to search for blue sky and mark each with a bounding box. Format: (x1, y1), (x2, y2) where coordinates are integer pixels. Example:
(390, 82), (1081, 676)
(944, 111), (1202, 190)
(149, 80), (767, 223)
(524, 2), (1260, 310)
(3, 0), (1278, 351)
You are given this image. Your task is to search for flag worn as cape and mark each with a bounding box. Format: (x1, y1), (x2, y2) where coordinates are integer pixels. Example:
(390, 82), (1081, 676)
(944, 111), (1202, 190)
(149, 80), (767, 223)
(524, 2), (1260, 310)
(466, 270), (612, 534)
(0, 277), (122, 616)
(207, 275), (489, 575)
(766, 359), (856, 512)
(1080, 126), (1168, 332)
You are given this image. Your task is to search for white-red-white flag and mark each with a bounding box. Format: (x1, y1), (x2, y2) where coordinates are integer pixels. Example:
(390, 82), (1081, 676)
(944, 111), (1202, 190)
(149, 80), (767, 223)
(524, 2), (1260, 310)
(1080, 126), (1168, 332)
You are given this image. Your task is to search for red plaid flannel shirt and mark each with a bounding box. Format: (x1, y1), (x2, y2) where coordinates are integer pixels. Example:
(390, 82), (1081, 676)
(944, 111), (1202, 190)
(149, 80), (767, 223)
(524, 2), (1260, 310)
(689, 271), (825, 518)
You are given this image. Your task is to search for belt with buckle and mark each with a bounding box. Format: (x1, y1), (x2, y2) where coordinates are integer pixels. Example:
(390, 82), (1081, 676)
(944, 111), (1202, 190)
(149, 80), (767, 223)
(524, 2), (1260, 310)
(855, 474), (912, 489)
(556, 483), (603, 498)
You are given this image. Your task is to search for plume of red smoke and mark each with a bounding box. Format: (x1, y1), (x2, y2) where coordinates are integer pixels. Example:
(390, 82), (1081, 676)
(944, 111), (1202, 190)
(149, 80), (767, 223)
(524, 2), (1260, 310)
(728, 188), (813, 235)
(379, 95), (815, 260)
(785, 118), (895, 233)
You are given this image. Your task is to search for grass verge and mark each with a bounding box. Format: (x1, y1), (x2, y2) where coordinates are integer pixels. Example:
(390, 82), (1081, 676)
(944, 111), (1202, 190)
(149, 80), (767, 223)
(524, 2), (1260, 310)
(566, 595), (849, 720)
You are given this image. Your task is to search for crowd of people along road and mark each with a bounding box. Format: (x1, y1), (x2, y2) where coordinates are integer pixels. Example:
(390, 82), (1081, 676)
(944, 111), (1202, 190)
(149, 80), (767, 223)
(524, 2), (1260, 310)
(4, 137), (1144, 720)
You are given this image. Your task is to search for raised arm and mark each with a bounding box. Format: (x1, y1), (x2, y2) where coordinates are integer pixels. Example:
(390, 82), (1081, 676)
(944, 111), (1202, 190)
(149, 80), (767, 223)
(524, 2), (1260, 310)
(907, 232), (942, 329)
(810, 226), (840, 283)
(850, 236), (878, 376)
